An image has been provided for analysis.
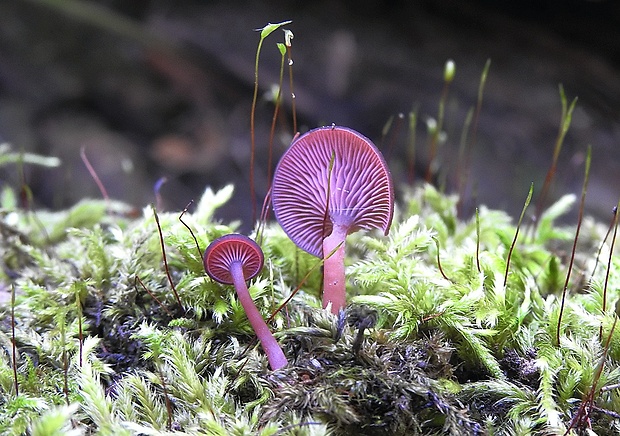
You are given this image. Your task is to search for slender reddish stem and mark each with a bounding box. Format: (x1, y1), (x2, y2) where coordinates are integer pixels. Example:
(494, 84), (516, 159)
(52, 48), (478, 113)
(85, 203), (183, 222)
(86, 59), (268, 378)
(153, 206), (185, 313)
(178, 201), (203, 260)
(135, 276), (173, 317)
(250, 41), (262, 224)
(230, 261), (287, 370)
(11, 284), (18, 396)
(599, 203), (619, 340)
(433, 237), (451, 281)
(322, 225), (348, 314)
(557, 147), (591, 346)
(80, 146), (109, 202)
(475, 208), (481, 273)
(285, 40), (297, 134)
(76, 294), (83, 368)
(157, 365), (173, 430)
(504, 183), (533, 287)
(407, 111), (418, 184)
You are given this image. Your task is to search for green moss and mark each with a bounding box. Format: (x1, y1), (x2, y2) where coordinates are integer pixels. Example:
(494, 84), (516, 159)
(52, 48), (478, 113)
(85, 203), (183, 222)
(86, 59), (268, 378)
(0, 180), (619, 435)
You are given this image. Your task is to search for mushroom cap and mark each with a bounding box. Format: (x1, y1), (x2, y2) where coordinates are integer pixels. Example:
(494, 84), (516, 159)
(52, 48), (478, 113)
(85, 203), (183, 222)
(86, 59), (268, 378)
(204, 234), (264, 284)
(271, 125), (394, 257)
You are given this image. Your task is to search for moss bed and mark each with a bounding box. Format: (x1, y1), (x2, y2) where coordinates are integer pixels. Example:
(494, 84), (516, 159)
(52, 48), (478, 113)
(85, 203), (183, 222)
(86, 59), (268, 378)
(0, 180), (619, 435)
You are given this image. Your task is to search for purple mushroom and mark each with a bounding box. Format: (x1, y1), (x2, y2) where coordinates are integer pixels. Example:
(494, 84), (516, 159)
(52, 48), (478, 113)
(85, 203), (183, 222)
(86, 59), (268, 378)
(204, 234), (287, 370)
(271, 125), (394, 314)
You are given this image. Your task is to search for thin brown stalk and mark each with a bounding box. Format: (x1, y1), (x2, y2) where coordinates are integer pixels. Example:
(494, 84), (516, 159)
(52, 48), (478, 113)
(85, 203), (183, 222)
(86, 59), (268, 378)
(152, 205), (184, 313)
(565, 310), (617, 434)
(457, 59), (490, 216)
(556, 146), (591, 346)
(76, 293), (83, 368)
(504, 183), (534, 287)
(284, 29), (297, 134)
(425, 60), (454, 183)
(591, 206), (617, 280)
(11, 284), (19, 396)
(80, 146), (110, 202)
(475, 208), (481, 273)
(433, 237), (451, 281)
(533, 85), (577, 229)
(266, 43), (287, 195)
(178, 201), (203, 260)
(599, 200), (620, 340)
(256, 187), (272, 246)
(406, 110), (418, 184)
(153, 177), (168, 213)
(157, 364), (173, 430)
(135, 276), (173, 318)
(249, 36), (262, 223)
(60, 313), (69, 405)
(250, 22), (292, 223)
(380, 115), (394, 155)
(386, 113), (405, 162)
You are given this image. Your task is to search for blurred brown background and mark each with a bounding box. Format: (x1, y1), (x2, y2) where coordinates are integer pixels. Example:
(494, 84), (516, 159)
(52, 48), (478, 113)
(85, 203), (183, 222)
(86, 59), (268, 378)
(1, 0), (619, 228)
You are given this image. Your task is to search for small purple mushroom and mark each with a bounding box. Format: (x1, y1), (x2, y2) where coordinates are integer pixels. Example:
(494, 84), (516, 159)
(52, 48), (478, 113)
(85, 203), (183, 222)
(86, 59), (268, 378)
(204, 234), (287, 370)
(271, 125), (394, 314)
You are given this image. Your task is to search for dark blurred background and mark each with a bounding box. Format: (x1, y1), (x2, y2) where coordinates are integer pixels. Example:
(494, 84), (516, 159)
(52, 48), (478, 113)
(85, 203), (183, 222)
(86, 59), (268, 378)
(1, 0), (619, 227)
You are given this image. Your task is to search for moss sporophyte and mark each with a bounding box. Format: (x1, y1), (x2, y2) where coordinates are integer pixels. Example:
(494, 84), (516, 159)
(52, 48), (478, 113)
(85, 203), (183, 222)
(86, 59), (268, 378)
(2, 22), (620, 436)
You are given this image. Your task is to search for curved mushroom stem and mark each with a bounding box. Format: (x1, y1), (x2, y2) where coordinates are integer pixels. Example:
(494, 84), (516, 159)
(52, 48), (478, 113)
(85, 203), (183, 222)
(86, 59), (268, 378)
(322, 224), (348, 314)
(230, 261), (288, 370)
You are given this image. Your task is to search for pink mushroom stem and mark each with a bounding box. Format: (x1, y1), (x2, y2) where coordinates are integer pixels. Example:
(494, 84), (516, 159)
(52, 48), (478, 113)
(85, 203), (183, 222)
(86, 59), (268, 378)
(229, 261), (288, 370)
(322, 224), (348, 314)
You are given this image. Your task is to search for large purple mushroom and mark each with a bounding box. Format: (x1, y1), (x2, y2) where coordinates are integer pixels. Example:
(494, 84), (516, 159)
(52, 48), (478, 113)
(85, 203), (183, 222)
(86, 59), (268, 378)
(271, 125), (394, 314)
(204, 234), (287, 370)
